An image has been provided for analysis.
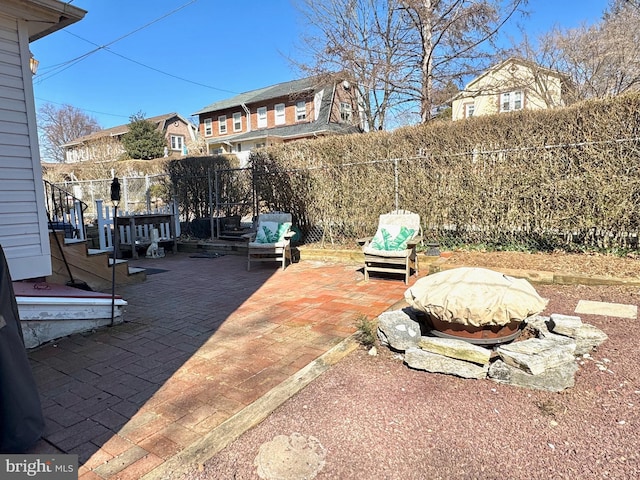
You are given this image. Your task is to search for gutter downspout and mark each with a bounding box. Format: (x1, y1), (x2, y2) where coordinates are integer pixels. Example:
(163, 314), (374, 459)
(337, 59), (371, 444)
(241, 103), (251, 133)
(326, 84), (336, 125)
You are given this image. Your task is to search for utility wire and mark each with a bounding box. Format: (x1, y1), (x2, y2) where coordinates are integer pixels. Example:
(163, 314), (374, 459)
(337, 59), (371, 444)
(35, 0), (199, 84)
(34, 96), (130, 120)
(103, 46), (239, 94)
(42, 30), (238, 95)
(34, 0), (241, 121)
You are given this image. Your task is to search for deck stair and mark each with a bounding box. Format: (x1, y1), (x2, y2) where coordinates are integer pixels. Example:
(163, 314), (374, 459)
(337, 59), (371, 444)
(48, 230), (146, 291)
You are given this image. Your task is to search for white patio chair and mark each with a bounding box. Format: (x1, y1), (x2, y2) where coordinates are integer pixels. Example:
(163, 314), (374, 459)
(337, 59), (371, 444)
(357, 210), (422, 284)
(244, 211), (294, 271)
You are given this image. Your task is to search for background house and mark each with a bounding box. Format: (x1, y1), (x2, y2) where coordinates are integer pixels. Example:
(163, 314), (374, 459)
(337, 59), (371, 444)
(0, 0), (85, 281)
(62, 112), (198, 163)
(451, 58), (574, 121)
(193, 76), (364, 166)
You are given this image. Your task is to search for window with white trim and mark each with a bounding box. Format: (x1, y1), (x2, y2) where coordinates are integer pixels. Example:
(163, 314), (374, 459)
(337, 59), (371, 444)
(233, 112), (242, 132)
(500, 90), (523, 112)
(340, 102), (352, 122)
(170, 135), (184, 151)
(296, 101), (306, 121)
(275, 103), (285, 125)
(257, 107), (267, 128)
(465, 103), (475, 118)
(204, 118), (212, 136)
(218, 115), (227, 134)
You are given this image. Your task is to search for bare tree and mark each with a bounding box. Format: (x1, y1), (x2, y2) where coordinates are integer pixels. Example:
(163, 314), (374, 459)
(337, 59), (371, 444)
(295, 0), (526, 126)
(537, 0), (640, 100)
(295, 0), (410, 130)
(399, 0), (527, 122)
(38, 103), (101, 163)
(606, 0), (640, 15)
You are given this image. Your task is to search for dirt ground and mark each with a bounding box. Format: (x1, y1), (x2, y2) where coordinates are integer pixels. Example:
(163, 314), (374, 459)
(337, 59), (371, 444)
(444, 250), (640, 279)
(174, 251), (640, 480)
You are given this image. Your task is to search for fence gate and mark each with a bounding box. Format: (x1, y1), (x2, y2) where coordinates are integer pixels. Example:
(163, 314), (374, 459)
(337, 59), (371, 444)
(211, 166), (255, 239)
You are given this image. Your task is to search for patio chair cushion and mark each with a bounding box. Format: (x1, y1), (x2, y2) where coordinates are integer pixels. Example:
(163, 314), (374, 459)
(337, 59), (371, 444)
(255, 221), (292, 244)
(370, 225), (416, 251)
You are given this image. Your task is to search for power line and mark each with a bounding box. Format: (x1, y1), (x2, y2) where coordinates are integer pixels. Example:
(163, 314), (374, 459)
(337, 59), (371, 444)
(33, 0), (242, 121)
(34, 0), (199, 84)
(34, 96), (130, 120)
(105, 47), (239, 94)
(40, 31), (238, 95)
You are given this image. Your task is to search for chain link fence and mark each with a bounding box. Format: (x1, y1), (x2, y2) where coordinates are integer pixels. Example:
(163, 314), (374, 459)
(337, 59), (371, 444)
(54, 174), (170, 223)
(251, 136), (640, 252)
(54, 134), (640, 253)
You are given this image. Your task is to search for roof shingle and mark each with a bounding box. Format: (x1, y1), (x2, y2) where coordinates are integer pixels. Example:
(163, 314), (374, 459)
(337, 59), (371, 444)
(193, 77), (323, 115)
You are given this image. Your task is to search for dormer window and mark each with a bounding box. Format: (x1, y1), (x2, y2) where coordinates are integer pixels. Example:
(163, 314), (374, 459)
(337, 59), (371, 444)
(296, 101), (307, 121)
(340, 102), (352, 122)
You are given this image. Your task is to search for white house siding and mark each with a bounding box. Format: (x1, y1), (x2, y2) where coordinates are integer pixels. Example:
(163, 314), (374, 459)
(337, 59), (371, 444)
(0, 15), (51, 280)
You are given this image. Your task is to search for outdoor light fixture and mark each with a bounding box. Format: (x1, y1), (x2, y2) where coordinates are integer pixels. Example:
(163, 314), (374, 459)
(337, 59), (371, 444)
(110, 177), (121, 326)
(110, 177), (121, 207)
(29, 52), (39, 75)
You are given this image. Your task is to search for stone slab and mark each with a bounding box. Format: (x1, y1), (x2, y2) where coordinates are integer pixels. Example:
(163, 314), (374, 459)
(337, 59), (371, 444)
(404, 348), (489, 379)
(497, 338), (576, 375)
(488, 359), (577, 392)
(377, 310), (422, 351)
(418, 336), (491, 365)
(549, 314), (583, 337)
(573, 324), (609, 355)
(574, 300), (637, 319)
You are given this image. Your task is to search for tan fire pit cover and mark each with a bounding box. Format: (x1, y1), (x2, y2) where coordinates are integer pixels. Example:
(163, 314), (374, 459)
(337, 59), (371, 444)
(404, 267), (548, 327)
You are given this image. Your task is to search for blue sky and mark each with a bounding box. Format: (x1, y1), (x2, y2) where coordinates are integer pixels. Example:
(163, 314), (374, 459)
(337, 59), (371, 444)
(30, 0), (609, 129)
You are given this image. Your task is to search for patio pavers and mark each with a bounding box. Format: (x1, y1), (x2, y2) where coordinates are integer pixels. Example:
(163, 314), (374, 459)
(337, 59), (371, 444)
(27, 253), (418, 479)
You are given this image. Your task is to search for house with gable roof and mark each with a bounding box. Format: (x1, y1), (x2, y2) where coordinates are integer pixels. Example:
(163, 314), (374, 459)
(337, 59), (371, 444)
(62, 112), (198, 163)
(451, 58), (575, 121)
(193, 75), (365, 165)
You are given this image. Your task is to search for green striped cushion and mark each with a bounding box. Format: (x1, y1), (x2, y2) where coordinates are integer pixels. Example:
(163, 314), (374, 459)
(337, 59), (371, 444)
(370, 225), (416, 251)
(255, 221), (291, 243)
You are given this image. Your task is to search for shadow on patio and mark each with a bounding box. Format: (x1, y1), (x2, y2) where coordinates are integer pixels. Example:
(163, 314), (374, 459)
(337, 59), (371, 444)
(27, 252), (413, 479)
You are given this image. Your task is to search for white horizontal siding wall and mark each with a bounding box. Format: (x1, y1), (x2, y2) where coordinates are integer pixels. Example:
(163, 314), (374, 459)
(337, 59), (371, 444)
(0, 14), (51, 280)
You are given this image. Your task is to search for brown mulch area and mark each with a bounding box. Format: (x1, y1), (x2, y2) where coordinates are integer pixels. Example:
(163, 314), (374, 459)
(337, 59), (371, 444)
(175, 252), (640, 480)
(444, 250), (640, 279)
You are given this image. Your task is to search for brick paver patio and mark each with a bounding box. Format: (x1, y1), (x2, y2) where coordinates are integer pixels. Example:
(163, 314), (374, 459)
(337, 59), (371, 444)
(27, 252), (420, 479)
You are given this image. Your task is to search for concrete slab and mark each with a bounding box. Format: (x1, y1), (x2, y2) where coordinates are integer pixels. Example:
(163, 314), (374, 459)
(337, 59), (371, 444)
(575, 300), (637, 319)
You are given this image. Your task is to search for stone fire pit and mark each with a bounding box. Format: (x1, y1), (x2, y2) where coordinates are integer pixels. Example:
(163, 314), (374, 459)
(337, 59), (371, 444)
(404, 267), (548, 345)
(376, 267), (608, 391)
